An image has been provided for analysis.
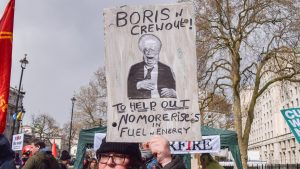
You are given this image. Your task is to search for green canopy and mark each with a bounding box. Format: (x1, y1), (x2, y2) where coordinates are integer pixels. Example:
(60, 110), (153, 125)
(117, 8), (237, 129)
(74, 127), (106, 169)
(74, 126), (242, 169)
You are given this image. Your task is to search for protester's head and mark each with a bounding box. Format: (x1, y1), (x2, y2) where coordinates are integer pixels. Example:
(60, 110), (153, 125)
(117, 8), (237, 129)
(88, 158), (98, 169)
(200, 153), (214, 169)
(60, 150), (71, 164)
(96, 137), (142, 169)
(30, 139), (45, 155)
(22, 145), (32, 156)
(138, 34), (162, 68)
(0, 134), (14, 159)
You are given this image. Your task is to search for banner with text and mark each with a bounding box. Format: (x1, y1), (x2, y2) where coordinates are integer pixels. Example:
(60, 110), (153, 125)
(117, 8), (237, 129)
(12, 133), (24, 151)
(104, 3), (200, 142)
(281, 108), (300, 144)
(170, 135), (220, 154)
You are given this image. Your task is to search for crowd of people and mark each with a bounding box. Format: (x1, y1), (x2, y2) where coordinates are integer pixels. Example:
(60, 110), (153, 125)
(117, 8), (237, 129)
(0, 133), (224, 169)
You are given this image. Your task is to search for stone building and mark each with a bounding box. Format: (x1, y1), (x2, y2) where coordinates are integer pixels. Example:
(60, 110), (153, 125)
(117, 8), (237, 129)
(3, 87), (25, 140)
(243, 82), (300, 164)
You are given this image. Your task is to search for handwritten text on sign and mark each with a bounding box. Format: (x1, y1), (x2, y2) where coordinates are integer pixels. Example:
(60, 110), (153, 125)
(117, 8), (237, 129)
(115, 7), (193, 35)
(113, 100), (200, 137)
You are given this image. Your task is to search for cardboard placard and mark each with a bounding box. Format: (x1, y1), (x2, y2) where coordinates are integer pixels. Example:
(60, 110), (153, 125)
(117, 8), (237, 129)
(104, 3), (201, 142)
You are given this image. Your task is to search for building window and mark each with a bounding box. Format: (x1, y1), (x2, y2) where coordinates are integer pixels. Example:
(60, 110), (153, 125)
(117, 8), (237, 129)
(291, 101), (294, 107)
(271, 131), (273, 137)
(271, 120), (272, 126)
(296, 98), (299, 107)
(292, 138), (295, 147)
(292, 151), (296, 163)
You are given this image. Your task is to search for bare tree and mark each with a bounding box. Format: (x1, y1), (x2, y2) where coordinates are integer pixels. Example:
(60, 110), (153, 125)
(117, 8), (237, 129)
(74, 67), (107, 129)
(61, 122), (78, 151)
(194, 0), (300, 168)
(31, 113), (61, 146)
(202, 94), (234, 129)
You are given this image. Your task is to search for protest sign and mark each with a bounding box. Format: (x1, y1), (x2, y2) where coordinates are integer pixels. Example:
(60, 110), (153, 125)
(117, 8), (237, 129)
(104, 3), (200, 142)
(281, 108), (300, 144)
(12, 133), (24, 151)
(170, 135), (220, 154)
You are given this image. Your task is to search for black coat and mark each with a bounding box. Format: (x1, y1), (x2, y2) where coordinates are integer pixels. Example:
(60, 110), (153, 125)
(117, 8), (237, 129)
(0, 134), (16, 169)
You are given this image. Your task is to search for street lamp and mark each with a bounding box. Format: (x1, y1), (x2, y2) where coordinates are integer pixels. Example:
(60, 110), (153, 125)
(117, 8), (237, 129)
(10, 54), (29, 142)
(69, 96), (76, 153)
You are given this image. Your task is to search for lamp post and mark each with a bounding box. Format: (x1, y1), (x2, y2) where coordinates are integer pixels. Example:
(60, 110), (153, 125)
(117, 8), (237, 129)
(69, 96), (76, 153)
(10, 54), (29, 143)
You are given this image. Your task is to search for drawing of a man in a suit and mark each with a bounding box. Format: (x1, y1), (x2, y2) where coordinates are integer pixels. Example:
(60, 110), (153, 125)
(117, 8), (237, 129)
(128, 34), (176, 99)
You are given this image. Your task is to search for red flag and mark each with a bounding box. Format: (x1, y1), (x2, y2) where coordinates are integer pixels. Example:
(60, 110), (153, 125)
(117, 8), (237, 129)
(52, 139), (58, 158)
(0, 0), (15, 133)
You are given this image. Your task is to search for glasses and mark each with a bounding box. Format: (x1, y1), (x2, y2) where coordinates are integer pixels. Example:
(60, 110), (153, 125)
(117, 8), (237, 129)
(98, 153), (129, 165)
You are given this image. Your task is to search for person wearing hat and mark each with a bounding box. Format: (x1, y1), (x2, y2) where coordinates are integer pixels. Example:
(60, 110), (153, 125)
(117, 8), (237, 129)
(96, 135), (185, 169)
(59, 150), (71, 169)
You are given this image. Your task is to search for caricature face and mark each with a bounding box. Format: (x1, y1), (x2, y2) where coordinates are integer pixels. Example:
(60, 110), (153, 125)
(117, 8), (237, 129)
(139, 35), (161, 68)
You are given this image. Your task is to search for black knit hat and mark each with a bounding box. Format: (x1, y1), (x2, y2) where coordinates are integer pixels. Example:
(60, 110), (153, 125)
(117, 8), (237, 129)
(60, 150), (71, 161)
(96, 137), (142, 162)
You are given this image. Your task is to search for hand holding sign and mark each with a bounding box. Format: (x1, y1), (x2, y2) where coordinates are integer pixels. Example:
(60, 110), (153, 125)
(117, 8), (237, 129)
(147, 135), (172, 167)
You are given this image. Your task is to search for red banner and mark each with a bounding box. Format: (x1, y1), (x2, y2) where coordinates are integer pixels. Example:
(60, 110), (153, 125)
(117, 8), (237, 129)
(0, 0), (15, 133)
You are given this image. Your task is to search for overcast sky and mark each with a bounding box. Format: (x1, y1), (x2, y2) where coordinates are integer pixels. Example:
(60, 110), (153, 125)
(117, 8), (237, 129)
(0, 0), (176, 127)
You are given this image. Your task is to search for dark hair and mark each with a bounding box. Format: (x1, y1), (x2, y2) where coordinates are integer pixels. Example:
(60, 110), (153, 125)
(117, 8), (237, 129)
(60, 150), (71, 161)
(87, 158), (97, 169)
(200, 153), (213, 163)
(31, 139), (46, 149)
(90, 158), (97, 163)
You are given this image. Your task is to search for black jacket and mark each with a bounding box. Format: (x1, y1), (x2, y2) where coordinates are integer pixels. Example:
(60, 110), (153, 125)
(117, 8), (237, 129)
(0, 134), (16, 169)
(162, 156), (186, 169)
(143, 156), (186, 169)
